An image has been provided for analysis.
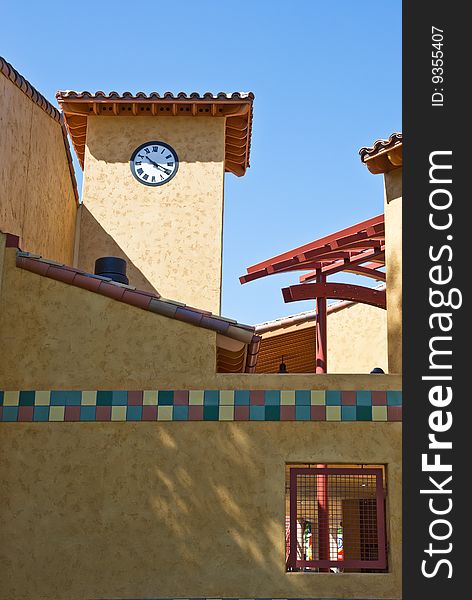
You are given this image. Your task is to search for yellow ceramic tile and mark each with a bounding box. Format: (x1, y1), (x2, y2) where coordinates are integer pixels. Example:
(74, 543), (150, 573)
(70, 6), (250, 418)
(280, 390), (296, 405)
(81, 391), (97, 405)
(310, 390), (326, 405)
(157, 406), (173, 421)
(111, 406), (127, 421)
(143, 390), (158, 405)
(49, 406), (65, 421)
(219, 405), (234, 420)
(189, 390), (204, 405)
(35, 391), (51, 405)
(219, 390), (235, 405)
(3, 391), (20, 406)
(372, 406), (388, 421)
(326, 406), (341, 421)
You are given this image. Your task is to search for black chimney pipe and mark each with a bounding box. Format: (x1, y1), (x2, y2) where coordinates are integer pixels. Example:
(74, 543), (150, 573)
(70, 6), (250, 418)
(94, 256), (129, 285)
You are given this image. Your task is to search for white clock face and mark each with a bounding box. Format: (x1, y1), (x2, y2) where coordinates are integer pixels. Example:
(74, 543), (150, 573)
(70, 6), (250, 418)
(130, 141), (179, 186)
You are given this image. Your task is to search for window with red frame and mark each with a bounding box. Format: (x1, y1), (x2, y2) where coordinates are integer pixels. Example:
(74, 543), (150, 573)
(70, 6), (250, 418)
(285, 465), (387, 573)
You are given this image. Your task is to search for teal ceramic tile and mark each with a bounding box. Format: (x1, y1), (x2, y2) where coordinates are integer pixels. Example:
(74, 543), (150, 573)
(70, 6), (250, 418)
(265, 390), (280, 405)
(204, 390), (220, 406)
(80, 406), (96, 421)
(3, 406), (18, 421)
(203, 405), (219, 420)
(387, 391), (402, 406)
(295, 390), (311, 405)
(250, 406), (265, 420)
(326, 391), (341, 405)
(341, 406), (357, 420)
(19, 391), (35, 406)
(126, 406), (142, 421)
(173, 405), (189, 420)
(50, 391), (81, 406)
(356, 391), (372, 406)
(356, 406), (372, 421)
(111, 391), (128, 406)
(265, 405), (280, 420)
(96, 391), (113, 406)
(158, 391), (174, 405)
(296, 405), (311, 420)
(33, 406), (49, 421)
(234, 390), (250, 405)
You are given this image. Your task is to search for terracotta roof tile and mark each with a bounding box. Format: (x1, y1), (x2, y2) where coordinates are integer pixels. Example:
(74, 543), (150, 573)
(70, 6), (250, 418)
(56, 89), (254, 177)
(14, 250), (259, 354)
(58, 90), (254, 100)
(1, 56), (79, 204)
(359, 132), (402, 174)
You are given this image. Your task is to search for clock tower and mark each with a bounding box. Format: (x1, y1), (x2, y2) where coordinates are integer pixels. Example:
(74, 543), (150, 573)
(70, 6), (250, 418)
(57, 91), (254, 313)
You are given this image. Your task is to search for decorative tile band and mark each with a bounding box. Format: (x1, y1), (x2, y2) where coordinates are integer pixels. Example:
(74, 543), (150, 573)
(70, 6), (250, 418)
(0, 390), (402, 422)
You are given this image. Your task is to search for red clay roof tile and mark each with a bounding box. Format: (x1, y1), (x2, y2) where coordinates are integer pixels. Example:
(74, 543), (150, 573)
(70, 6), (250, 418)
(14, 251), (259, 357)
(56, 89), (254, 177)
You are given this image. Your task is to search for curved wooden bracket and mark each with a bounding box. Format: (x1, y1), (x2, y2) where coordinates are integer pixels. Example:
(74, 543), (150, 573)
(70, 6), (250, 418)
(282, 282), (386, 310)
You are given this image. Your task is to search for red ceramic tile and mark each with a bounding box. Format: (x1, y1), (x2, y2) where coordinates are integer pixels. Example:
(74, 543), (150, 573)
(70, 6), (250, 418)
(122, 290), (153, 310)
(188, 405), (204, 421)
(64, 406), (81, 421)
(311, 406), (326, 421)
(387, 406), (402, 421)
(250, 390), (265, 405)
(46, 265), (77, 284)
(18, 406), (34, 421)
(142, 406), (158, 421)
(175, 307), (203, 326)
(372, 391), (387, 405)
(97, 281), (126, 301)
(96, 406), (112, 421)
(234, 406), (250, 420)
(280, 406), (296, 420)
(74, 274), (103, 292)
(174, 390), (189, 405)
(127, 391), (143, 405)
(20, 258), (50, 276)
(341, 391), (356, 406)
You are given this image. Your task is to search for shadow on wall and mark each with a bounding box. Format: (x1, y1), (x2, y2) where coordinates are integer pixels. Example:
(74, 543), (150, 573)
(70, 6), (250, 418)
(1, 424), (304, 597)
(78, 205), (160, 295)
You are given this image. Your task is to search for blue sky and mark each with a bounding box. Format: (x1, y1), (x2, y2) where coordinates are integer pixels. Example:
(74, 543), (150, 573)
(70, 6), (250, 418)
(1, 1), (401, 324)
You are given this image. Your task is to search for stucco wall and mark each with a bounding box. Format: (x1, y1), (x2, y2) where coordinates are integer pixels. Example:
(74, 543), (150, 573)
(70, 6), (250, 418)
(328, 302), (387, 374)
(0, 421), (401, 600)
(256, 302), (387, 374)
(0, 245), (400, 391)
(78, 116), (226, 312)
(0, 72), (77, 264)
(384, 168), (402, 374)
(0, 247), (216, 390)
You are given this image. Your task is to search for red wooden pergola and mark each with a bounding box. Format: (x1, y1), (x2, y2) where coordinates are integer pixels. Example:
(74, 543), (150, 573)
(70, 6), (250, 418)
(240, 214), (386, 373)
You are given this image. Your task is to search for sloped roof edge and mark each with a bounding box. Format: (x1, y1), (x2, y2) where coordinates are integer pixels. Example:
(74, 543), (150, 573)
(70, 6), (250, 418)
(5, 233), (261, 370)
(56, 89), (254, 177)
(0, 56), (79, 204)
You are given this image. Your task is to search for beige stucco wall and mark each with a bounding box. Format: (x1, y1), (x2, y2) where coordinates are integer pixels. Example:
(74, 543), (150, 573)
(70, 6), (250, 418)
(0, 246), (216, 390)
(0, 244), (400, 391)
(0, 421), (401, 600)
(0, 241), (401, 599)
(328, 302), (388, 374)
(78, 116), (226, 312)
(0, 72), (77, 264)
(384, 168), (402, 374)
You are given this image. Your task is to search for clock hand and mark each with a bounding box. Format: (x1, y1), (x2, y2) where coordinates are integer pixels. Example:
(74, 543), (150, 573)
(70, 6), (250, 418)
(145, 156), (171, 175)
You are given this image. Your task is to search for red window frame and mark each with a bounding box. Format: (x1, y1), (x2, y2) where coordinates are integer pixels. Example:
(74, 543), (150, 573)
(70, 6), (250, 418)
(287, 467), (387, 571)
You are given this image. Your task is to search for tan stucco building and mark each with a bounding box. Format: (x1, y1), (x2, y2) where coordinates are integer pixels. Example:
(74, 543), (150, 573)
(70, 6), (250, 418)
(1, 56), (402, 600)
